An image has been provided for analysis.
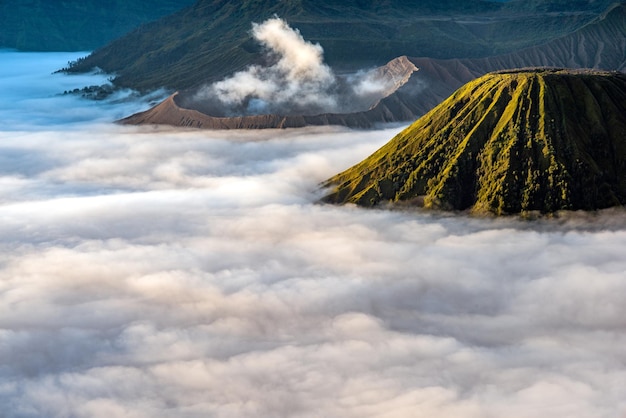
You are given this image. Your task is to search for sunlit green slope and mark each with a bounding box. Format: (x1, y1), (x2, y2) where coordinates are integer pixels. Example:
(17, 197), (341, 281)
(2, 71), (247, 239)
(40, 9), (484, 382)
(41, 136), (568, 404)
(323, 69), (626, 215)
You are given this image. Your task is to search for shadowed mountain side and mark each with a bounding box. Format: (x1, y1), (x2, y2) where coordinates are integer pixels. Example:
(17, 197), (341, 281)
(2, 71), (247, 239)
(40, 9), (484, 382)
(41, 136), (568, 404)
(476, 2), (626, 71)
(404, 3), (626, 115)
(503, 0), (618, 12)
(0, 0), (195, 51)
(121, 4), (625, 130)
(65, 0), (616, 92)
(322, 69), (626, 215)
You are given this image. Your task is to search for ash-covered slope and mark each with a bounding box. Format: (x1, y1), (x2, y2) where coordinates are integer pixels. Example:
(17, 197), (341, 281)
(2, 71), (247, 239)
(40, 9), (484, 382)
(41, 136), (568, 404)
(322, 69), (626, 215)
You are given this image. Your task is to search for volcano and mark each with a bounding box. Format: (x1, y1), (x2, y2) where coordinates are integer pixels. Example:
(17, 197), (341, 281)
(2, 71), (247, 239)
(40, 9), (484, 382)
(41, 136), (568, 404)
(119, 4), (626, 130)
(120, 56), (421, 129)
(322, 69), (626, 215)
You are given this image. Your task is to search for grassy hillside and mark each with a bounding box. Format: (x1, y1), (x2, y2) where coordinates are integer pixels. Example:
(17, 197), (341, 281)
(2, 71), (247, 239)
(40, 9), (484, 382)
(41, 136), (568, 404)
(66, 0), (613, 92)
(0, 0), (195, 51)
(322, 69), (626, 215)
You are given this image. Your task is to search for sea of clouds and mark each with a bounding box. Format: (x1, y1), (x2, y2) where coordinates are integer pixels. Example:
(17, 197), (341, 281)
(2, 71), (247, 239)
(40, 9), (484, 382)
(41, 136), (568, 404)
(1, 51), (626, 418)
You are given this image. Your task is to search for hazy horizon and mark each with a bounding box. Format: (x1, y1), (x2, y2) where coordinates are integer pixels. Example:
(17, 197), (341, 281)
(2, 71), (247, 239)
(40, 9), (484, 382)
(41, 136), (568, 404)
(1, 51), (625, 418)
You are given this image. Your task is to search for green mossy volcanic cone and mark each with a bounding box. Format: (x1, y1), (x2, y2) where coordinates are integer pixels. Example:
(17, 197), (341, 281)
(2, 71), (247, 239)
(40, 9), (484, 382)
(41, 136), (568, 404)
(322, 69), (626, 215)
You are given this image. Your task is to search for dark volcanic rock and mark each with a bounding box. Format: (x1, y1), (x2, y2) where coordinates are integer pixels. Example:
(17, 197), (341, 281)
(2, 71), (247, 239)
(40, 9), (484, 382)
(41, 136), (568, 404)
(322, 69), (626, 215)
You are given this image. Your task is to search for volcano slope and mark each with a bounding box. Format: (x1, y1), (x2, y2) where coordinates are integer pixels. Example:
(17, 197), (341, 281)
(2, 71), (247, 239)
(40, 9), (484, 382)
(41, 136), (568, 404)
(322, 69), (626, 215)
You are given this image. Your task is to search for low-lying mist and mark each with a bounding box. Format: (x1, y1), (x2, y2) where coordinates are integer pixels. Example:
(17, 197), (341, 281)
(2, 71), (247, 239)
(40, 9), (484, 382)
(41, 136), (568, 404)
(0, 51), (167, 130)
(1, 51), (626, 418)
(186, 18), (398, 117)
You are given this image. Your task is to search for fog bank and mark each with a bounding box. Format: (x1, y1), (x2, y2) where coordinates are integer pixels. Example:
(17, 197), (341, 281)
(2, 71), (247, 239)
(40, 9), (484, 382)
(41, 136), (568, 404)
(1, 52), (626, 418)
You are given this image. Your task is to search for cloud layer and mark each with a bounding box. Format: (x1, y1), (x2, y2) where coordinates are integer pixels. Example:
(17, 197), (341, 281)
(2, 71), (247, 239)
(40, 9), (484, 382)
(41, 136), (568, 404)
(1, 52), (626, 418)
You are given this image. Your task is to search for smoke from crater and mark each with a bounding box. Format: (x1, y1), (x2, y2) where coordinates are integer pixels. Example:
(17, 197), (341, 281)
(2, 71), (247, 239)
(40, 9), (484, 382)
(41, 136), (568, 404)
(191, 17), (397, 116)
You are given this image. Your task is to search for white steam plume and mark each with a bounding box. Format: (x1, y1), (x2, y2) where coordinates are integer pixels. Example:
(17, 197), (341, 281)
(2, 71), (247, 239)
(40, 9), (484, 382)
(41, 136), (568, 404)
(211, 17), (337, 114)
(194, 17), (396, 116)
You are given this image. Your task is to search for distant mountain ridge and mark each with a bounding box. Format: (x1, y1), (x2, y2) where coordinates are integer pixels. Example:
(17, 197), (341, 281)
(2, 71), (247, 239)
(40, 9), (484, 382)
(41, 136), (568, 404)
(66, 0), (619, 92)
(402, 3), (626, 116)
(120, 4), (626, 130)
(0, 0), (195, 51)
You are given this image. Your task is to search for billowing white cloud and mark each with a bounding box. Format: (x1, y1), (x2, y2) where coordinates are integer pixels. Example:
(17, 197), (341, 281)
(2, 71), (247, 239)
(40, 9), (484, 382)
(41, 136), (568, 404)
(1, 51), (626, 418)
(212, 17), (336, 110)
(193, 18), (396, 116)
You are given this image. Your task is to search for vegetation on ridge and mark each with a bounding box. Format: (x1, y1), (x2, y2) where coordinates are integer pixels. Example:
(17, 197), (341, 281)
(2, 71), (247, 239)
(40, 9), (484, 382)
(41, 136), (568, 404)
(322, 69), (626, 215)
(0, 0), (195, 51)
(65, 0), (618, 92)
